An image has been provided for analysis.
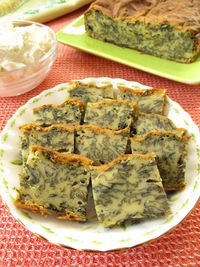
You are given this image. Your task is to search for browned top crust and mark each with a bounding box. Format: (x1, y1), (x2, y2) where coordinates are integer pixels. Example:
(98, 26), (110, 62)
(137, 112), (187, 135)
(93, 152), (156, 172)
(30, 145), (94, 166)
(118, 86), (166, 97)
(75, 124), (130, 136)
(14, 200), (86, 221)
(130, 130), (190, 142)
(68, 80), (114, 90)
(87, 99), (138, 110)
(19, 123), (75, 133)
(33, 99), (85, 112)
(88, 0), (200, 34)
(14, 200), (51, 216)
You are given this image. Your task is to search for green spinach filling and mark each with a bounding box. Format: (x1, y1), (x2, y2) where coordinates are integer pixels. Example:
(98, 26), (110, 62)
(86, 10), (196, 62)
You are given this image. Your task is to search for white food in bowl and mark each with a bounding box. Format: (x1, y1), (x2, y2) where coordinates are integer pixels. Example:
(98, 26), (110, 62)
(0, 21), (57, 97)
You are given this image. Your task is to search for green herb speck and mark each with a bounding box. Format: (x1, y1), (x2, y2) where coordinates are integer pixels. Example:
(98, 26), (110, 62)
(3, 177), (8, 189)
(65, 236), (78, 242)
(45, 91), (53, 96)
(10, 120), (16, 128)
(3, 133), (8, 142)
(164, 215), (174, 224)
(21, 210), (32, 220)
(19, 108), (26, 116)
(193, 181), (198, 191)
(10, 159), (22, 165)
(119, 238), (131, 243)
(40, 225), (54, 234)
(91, 240), (103, 244)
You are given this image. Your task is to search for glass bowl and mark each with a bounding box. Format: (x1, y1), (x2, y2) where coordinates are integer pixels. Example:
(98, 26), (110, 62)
(0, 21), (57, 97)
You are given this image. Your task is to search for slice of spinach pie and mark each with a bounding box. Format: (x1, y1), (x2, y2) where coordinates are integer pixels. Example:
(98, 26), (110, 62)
(117, 86), (166, 115)
(133, 112), (187, 137)
(130, 131), (190, 191)
(92, 153), (170, 227)
(67, 80), (114, 103)
(84, 99), (138, 130)
(75, 125), (130, 165)
(33, 99), (84, 126)
(15, 146), (93, 221)
(19, 123), (75, 161)
(85, 0), (200, 63)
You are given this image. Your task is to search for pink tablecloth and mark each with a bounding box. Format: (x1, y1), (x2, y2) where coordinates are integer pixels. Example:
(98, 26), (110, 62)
(0, 6), (200, 267)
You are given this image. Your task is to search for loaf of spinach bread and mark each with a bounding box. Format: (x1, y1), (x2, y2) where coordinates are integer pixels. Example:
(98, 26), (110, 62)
(85, 0), (200, 63)
(67, 81), (114, 103)
(130, 131), (190, 190)
(92, 153), (170, 227)
(84, 99), (138, 130)
(15, 146), (93, 221)
(33, 99), (84, 126)
(75, 125), (130, 165)
(117, 87), (166, 115)
(19, 124), (75, 161)
(133, 112), (187, 137)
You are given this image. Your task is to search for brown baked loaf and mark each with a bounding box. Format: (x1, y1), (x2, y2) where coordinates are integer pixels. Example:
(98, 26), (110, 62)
(85, 0), (200, 63)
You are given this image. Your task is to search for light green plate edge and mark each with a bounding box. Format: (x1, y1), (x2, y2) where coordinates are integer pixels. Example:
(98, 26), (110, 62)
(57, 15), (200, 85)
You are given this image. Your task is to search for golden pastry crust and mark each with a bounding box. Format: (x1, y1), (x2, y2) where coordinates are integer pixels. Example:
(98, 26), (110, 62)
(68, 80), (114, 91)
(30, 145), (94, 166)
(14, 200), (51, 216)
(118, 86), (166, 97)
(88, 0), (157, 21)
(14, 200), (87, 221)
(92, 152), (156, 172)
(19, 123), (75, 133)
(75, 124), (130, 136)
(56, 213), (86, 222)
(88, 0), (200, 34)
(130, 130), (190, 142)
(33, 99), (85, 112)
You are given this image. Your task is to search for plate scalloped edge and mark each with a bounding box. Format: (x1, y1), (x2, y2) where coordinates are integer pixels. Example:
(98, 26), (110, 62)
(0, 77), (200, 251)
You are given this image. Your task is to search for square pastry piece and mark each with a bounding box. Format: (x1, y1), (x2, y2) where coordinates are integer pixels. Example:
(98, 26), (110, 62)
(19, 124), (75, 161)
(117, 87), (166, 115)
(67, 81), (114, 103)
(84, 99), (137, 130)
(131, 131), (190, 191)
(92, 153), (170, 227)
(33, 100), (84, 126)
(134, 113), (186, 137)
(15, 146), (93, 221)
(76, 125), (130, 165)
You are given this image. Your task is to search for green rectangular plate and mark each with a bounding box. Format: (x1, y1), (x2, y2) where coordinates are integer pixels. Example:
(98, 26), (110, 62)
(57, 15), (200, 85)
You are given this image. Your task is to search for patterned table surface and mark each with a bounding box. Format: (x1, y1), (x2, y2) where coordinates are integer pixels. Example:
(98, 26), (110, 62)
(0, 6), (200, 267)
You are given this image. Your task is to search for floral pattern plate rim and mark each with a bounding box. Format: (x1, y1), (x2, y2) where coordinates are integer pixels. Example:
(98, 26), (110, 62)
(0, 77), (200, 251)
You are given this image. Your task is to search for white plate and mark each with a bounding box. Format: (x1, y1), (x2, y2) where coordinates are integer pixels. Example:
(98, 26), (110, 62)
(0, 77), (200, 251)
